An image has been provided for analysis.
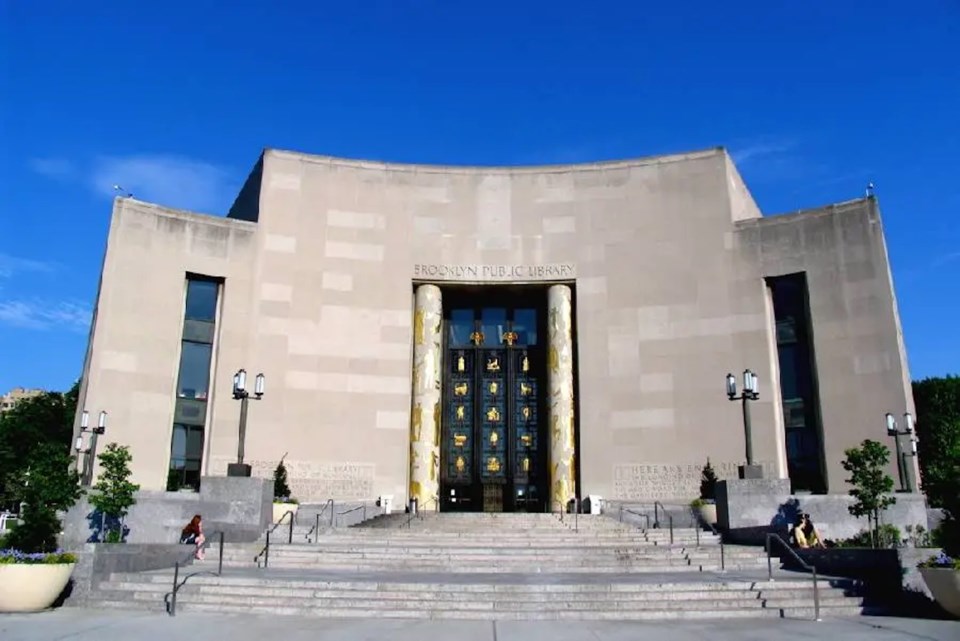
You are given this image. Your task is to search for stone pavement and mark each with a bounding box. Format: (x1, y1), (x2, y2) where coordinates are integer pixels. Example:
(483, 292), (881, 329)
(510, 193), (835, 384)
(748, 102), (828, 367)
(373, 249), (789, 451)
(1, 609), (957, 641)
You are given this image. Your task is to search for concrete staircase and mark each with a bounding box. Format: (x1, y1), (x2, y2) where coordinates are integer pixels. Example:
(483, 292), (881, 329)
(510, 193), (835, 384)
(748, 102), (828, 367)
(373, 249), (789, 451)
(81, 512), (874, 620)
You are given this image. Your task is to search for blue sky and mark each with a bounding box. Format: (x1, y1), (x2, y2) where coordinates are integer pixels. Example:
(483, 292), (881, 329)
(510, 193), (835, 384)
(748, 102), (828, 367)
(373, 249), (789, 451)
(1, 1), (958, 393)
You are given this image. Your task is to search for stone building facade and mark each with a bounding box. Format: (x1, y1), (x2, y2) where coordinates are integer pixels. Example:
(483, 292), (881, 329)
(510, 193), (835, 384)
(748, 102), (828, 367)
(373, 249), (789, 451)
(72, 147), (916, 509)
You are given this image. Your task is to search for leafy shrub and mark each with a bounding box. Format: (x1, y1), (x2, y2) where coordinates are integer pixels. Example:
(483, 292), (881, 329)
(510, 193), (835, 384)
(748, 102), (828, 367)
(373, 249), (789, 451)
(699, 459), (718, 502)
(88, 443), (140, 543)
(273, 457), (296, 503)
(834, 524), (903, 548)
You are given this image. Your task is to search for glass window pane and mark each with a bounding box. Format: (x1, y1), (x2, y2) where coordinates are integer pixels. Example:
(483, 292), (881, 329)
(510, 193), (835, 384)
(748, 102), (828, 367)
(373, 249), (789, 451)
(177, 341), (212, 399)
(171, 425), (187, 459)
(512, 309), (537, 346)
(185, 279), (218, 321)
(449, 309), (474, 347)
(481, 308), (507, 346)
(185, 426), (205, 458)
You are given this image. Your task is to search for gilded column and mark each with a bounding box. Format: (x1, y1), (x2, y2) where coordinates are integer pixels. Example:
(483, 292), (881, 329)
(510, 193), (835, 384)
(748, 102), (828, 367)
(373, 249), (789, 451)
(409, 284), (442, 507)
(548, 284), (576, 510)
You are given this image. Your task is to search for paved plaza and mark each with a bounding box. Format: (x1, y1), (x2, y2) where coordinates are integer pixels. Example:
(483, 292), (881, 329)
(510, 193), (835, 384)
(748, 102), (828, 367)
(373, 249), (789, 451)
(1, 609), (957, 641)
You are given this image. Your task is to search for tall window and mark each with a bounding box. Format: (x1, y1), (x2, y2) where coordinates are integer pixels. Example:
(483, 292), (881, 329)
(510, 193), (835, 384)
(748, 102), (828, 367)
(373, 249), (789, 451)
(769, 273), (825, 493)
(167, 276), (220, 491)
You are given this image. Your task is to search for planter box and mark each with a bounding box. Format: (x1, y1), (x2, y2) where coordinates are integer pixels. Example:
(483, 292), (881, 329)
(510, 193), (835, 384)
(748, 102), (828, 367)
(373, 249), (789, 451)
(0, 563), (75, 613)
(697, 503), (717, 527)
(920, 567), (960, 618)
(272, 503), (298, 524)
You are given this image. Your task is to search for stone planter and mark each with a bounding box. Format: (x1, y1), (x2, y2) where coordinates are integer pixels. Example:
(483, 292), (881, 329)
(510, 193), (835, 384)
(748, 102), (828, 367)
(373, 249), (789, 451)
(697, 503), (718, 527)
(919, 567), (960, 618)
(272, 503), (298, 524)
(0, 563), (75, 613)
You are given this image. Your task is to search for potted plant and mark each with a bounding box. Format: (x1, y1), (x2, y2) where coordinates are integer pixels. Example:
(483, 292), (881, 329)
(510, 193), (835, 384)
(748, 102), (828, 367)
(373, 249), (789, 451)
(272, 456), (299, 524)
(918, 550), (960, 618)
(88, 443), (140, 542)
(692, 459), (718, 526)
(0, 442), (82, 613)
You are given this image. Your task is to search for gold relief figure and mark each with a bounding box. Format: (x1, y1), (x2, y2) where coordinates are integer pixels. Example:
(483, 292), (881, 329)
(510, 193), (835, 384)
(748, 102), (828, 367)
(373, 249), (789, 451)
(429, 451), (438, 481)
(454, 382), (468, 396)
(520, 382), (532, 396)
(411, 403), (423, 442)
(487, 457), (501, 473)
(568, 415), (576, 451)
(470, 331), (484, 346)
(486, 407), (501, 422)
(456, 405), (465, 420)
(522, 354), (530, 372)
(489, 381), (498, 395)
(457, 353), (465, 372)
(521, 434), (532, 446)
(414, 310), (425, 345)
(548, 346), (559, 373)
(490, 431), (499, 445)
(434, 403), (442, 443)
(522, 406), (531, 420)
(455, 456), (465, 473)
(551, 415), (560, 444)
(413, 363), (421, 391)
(454, 434), (467, 447)
(502, 331), (518, 346)
(522, 457), (530, 473)
(486, 356), (500, 372)
(410, 480), (422, 500)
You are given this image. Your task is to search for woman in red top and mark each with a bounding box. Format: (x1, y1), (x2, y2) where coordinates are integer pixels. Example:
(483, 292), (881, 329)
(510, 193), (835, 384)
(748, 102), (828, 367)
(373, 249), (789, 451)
(180, 514), (206, 560)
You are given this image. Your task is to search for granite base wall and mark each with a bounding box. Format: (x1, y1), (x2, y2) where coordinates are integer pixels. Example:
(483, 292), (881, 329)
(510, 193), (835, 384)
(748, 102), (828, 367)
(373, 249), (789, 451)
(61, 476), (274, 546)
(717, 479), (929, 545)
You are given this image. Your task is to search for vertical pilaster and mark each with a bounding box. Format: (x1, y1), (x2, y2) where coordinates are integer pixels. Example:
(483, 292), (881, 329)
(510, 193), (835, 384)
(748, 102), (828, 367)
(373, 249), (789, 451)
(409, 284), (442, 506)
(548, 284), (576, 510)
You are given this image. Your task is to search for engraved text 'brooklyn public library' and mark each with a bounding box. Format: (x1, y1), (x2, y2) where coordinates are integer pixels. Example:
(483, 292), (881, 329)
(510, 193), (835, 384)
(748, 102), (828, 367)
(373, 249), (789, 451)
(413, 263), (576, 282)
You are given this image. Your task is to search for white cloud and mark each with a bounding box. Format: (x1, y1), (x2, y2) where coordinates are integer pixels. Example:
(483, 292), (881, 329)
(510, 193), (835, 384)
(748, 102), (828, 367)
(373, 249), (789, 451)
(28, 157), (77, 180)
(0, 253), (56, 279)
(90, 154), (238, 214)
(730, 140), (795, 165)
(0, 300), (91, 332)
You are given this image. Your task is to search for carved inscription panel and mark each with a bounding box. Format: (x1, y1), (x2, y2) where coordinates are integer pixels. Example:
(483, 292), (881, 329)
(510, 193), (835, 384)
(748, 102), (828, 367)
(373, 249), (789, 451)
(209, 457), (375, 500)
(612, 461), (774, 500)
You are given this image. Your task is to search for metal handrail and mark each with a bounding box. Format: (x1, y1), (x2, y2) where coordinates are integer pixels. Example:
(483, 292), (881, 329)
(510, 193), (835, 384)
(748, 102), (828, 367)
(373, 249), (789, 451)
(304, 499), (335, 543)
(689, 506), (726, 571)
(766, 533), (821, 622)
(337, 503), (368, 527)
(253, 509), (295, 568)
(550, 497), (580, 531)
(653, 501), (674, 544)
(165, 531), (224, 616)
(403, 496), (439, 528)
(618, 506), (651, 530)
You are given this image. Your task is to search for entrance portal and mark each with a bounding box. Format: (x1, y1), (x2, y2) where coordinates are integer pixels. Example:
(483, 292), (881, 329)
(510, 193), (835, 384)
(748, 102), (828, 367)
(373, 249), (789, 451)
(439, 288), (547, 512)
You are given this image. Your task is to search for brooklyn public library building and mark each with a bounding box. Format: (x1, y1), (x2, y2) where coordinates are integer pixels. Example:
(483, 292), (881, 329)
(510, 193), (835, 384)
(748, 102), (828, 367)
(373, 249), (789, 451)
(72, 146), (916, 513)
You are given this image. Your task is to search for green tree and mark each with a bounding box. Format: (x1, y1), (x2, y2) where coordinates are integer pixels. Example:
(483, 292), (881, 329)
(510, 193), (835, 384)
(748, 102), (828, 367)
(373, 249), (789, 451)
(88, 443), (140, 543)
(913, 375), (960, 555)
(842, 439), (896, 548)
(699, 458), (718, 501)
(0, 381), (78, 504)
(273, 456), (292, 501)
(4, 443), (82, 552)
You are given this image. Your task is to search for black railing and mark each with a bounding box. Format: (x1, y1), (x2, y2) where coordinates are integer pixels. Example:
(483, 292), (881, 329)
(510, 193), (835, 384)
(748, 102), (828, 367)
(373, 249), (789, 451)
(254, 509), (295, 568)
(304, 499), (335, 543)
(653, 501), (674, 544)
(165, 531), (224, 616)
(337, 503), (368, 527)
(765, 533), (821, 622)
(690, 506), (725, 571)
(550, 498), (580, 532)
(403, 497), (439, 528)
(618, 506), (651, 530)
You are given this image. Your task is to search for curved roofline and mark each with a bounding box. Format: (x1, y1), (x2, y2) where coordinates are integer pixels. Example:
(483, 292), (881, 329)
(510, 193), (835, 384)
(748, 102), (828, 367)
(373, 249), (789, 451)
(262, 146), (729, 175)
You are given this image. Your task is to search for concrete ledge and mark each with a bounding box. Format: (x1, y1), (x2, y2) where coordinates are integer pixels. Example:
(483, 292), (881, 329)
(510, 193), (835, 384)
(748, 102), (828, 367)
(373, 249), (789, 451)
(66, 543), (192, 606)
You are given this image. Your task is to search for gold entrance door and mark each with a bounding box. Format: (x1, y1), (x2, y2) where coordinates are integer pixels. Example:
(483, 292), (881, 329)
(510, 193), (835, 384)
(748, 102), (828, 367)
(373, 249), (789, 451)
(440, 292), (546, 513)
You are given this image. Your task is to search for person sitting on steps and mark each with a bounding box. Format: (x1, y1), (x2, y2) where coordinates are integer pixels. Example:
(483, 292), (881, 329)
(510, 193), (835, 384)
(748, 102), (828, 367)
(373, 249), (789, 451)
(792, 513), (825, 549)
(180, 514), (206, 560)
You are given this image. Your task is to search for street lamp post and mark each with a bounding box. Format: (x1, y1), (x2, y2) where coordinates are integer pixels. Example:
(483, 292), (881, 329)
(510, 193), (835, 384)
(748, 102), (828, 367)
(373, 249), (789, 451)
(227, 369), (265, 477)
(726, 369), (764, 479)
(885, 412), (917, 492)
(74, 410), (107, 486)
